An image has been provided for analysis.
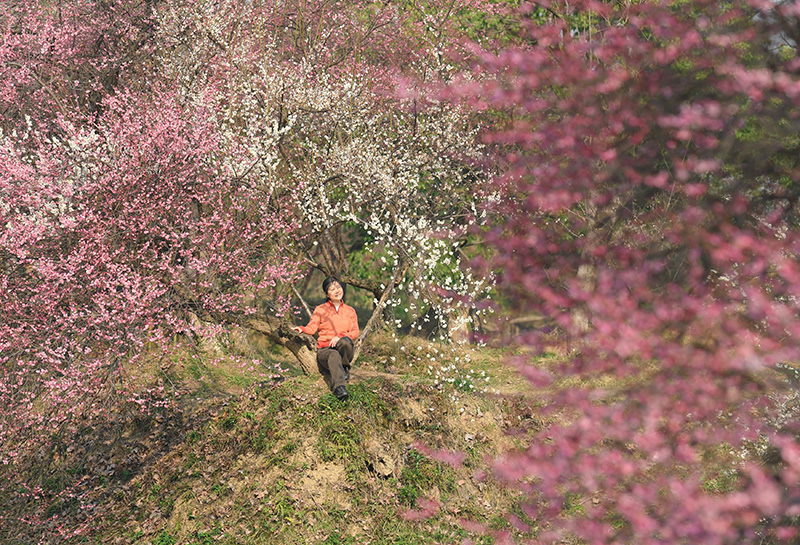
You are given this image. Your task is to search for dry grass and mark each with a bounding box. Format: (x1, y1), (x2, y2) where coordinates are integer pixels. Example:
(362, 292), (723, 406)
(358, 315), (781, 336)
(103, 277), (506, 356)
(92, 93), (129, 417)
(1, 328), (549, 545)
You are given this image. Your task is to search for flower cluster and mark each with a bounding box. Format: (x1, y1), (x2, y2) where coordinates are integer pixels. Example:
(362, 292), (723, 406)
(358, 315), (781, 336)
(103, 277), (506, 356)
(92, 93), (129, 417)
(153, 0), (496, 368)
(0, 0), (502, 538)
(448, 0), (800, 542)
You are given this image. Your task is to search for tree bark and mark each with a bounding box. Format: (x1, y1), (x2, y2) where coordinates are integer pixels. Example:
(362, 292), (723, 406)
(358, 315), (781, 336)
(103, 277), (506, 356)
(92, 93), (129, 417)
(226, 313), (318, 376)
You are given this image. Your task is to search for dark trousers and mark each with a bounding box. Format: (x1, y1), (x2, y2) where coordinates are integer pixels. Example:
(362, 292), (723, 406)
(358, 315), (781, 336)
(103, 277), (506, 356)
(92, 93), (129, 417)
(317, 337), (353, 390)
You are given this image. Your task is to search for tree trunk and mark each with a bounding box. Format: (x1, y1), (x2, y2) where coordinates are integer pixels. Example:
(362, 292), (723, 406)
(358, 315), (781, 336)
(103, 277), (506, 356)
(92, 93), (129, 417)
(282, 340), (317, 376)
(447, 305), (472, 344)
(572, 261), (596, 334)
(203, 309), (318, 376)
(572, 201), (599, 336)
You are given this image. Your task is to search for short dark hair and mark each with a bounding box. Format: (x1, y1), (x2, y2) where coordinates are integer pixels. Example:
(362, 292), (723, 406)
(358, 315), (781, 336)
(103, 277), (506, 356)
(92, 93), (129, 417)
(322, 276), (343, 300)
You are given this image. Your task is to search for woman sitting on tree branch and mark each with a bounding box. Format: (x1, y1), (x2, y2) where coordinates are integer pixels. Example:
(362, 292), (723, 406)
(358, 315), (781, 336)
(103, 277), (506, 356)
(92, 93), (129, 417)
(292, 276), (359, 400)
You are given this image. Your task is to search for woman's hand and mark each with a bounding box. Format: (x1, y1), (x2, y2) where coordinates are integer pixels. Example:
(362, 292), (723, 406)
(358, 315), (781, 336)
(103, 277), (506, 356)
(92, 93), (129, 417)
(291, 326), (303, 333)
(330, 336), (341, 347)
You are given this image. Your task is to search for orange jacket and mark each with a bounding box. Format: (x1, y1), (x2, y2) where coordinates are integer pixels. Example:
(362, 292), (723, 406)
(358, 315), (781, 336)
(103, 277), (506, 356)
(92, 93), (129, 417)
(300, 300), (360, 348)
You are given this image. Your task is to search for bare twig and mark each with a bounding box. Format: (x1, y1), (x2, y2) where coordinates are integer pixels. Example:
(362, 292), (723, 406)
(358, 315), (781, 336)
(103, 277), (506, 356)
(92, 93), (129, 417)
(292, 285), (313, 319)
(352, 260), (409, 365)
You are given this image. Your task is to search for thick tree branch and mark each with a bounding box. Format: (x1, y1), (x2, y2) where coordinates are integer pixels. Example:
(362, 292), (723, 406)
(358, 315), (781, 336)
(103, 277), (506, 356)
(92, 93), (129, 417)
(173, 285), (318, 375)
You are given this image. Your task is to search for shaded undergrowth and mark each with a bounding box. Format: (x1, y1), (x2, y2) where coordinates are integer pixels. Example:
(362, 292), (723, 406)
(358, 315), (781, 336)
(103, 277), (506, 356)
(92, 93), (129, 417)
(0, 332), (544, 545)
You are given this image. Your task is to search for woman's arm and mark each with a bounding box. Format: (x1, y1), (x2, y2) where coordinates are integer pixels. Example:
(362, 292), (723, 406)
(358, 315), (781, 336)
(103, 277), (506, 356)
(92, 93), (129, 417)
(293, 308), (321, 335)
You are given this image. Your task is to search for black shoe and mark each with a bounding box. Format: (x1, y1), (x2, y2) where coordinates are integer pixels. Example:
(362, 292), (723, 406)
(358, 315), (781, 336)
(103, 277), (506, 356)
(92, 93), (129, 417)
(333, 385), (349, 401)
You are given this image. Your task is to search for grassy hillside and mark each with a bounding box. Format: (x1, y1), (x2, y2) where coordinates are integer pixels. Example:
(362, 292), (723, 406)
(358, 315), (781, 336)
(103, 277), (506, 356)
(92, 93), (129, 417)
(1, 332), (545, 545)
(3, 326), (791, 545)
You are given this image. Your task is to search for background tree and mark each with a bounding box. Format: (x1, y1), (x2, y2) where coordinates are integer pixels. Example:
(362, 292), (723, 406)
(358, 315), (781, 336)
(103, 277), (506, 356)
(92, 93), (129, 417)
(0, 5), (301, 536)
(0, 1), (496, 535)
(447, 0), (800, 542)
(152, 0), (496, 365)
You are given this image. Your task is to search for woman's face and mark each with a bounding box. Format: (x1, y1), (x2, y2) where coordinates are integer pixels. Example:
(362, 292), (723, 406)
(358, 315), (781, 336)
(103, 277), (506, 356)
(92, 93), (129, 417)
(327, 282), (343, 302)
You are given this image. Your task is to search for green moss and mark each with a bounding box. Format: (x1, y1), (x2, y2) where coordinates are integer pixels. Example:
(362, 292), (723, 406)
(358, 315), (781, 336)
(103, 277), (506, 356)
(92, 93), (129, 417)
(152, 531), (177, 545)
(398, 449), (456, 507)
